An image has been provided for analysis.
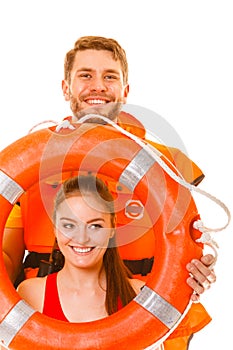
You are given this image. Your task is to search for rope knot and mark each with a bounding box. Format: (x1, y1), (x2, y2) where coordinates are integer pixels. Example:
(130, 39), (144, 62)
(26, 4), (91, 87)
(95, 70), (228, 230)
(55, 120), (75, 132)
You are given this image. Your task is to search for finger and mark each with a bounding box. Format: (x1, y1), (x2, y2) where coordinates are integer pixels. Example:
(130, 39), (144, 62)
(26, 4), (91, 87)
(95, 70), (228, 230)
(190, 292), (200, 303)
(206, 270), (216, 283)
(190, 259), (217, 283)
(188, 259), (214, 280)
(200, 254), (215, 266)
(201, 254), (217, 270)
(186, 276), (205, 295)
(186, 261), (215, 291)
(202, 279), (211, 289)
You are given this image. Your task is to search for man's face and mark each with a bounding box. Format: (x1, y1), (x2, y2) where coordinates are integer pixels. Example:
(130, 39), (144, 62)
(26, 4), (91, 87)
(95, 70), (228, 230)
(62, 49), (129, 122)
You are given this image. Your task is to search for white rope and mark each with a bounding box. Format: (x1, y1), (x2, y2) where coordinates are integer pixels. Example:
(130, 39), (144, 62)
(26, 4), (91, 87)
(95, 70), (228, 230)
(193, 219), (219, 269)
(78, 114), (231, 235)
(54, 114), (230, 265)
(28, 120), (59, 134)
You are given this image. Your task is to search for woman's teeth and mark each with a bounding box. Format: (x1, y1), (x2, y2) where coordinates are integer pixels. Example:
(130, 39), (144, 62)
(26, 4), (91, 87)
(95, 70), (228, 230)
(72, 247), (93, 253)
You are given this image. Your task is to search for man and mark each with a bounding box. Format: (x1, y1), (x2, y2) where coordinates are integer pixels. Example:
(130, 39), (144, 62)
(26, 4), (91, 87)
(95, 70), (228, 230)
(4, 36), (215, 349)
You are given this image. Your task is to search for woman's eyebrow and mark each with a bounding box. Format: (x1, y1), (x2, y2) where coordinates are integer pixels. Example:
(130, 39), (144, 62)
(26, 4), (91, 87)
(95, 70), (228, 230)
(59, 217), (105, 224)
(86, 218), (105, 224)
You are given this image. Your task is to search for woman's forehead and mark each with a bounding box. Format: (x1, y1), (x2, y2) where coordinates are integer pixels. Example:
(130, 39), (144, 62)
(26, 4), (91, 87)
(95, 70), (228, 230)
(58, 194), (110, 217)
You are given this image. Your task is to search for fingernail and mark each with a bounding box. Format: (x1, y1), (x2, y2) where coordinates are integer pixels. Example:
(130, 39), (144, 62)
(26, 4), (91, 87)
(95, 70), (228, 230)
(191, 259), (197, 265)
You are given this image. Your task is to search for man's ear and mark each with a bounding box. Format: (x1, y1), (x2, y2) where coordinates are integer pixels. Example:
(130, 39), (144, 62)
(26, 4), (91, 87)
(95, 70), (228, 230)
(123, 84), (130, 103)
(62, 80), (70, 101)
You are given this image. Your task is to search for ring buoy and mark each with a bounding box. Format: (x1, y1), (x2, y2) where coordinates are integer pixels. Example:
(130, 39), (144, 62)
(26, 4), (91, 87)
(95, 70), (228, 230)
(0, 121), (203, 350)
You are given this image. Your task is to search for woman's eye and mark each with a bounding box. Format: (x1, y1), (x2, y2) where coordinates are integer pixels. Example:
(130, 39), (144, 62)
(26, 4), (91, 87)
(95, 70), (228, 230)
(63, 223), (75, 229)
(88, 224), (102, 231)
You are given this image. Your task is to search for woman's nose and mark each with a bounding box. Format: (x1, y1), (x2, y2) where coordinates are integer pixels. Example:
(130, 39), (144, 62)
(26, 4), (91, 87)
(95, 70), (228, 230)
(71, 225), (90, 244)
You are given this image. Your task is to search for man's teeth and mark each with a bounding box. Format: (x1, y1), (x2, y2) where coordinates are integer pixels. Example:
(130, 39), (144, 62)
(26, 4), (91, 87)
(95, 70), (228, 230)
(73, 247), (92, 253)
(87, 99), (106, 104)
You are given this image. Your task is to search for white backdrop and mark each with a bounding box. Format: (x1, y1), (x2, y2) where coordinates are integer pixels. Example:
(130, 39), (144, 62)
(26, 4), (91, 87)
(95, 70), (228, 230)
(0, 1), (232, 349)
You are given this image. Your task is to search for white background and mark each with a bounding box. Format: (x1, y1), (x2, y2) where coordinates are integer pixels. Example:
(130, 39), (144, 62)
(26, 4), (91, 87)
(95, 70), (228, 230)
(0, 1), (232, 349)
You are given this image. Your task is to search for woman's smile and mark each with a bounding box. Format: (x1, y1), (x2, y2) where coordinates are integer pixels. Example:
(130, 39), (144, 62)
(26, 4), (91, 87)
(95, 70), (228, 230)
(70, 245), (95, 255)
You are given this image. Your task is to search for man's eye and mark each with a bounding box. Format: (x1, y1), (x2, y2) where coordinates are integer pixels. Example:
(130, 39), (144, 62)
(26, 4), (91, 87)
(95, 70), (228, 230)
(79, 73), (92, 79)
(105, 75), (117, 80)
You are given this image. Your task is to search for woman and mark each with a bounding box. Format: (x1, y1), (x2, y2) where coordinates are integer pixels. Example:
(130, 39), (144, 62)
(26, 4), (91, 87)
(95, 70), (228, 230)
(17, 174), (211, 350)
(17, 175), (145, 323)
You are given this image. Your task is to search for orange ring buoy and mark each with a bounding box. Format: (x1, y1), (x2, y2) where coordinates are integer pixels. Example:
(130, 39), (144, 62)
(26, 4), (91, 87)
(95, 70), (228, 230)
(0, 122), (203, 350)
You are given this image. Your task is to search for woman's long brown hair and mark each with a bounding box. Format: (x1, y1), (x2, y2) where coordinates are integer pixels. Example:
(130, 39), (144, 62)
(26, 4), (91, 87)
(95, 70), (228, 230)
(53, 175), (136, 315)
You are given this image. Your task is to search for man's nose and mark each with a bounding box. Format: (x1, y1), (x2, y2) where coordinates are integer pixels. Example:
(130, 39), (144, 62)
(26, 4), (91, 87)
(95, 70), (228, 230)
(89, 77), (107, 92)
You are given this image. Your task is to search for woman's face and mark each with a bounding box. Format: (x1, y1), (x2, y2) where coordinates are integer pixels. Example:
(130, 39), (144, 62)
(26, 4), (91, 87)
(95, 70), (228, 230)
(55, 194), (114, 270)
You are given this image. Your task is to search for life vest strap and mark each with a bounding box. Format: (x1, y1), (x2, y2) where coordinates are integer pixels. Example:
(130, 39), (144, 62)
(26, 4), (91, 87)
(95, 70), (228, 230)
(123, 257), (154, 276)
(22, 252), (154, 277)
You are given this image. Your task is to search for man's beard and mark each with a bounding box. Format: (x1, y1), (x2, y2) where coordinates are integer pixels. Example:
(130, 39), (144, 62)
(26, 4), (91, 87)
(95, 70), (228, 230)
(70, 96), (123, 124)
